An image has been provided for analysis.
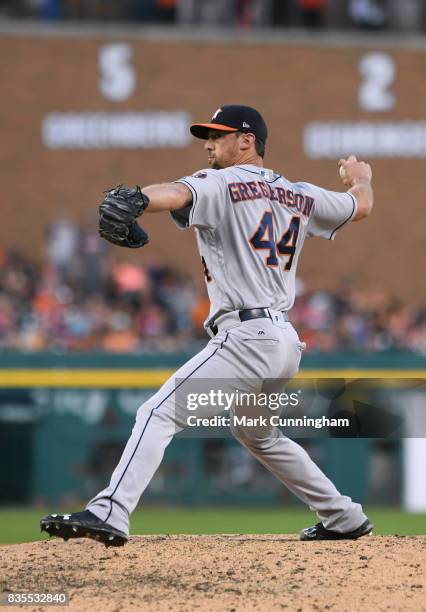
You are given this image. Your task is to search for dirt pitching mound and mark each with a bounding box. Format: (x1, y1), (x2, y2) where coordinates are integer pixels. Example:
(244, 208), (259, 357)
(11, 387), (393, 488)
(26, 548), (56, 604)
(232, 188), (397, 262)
(1, 535), (425, 611)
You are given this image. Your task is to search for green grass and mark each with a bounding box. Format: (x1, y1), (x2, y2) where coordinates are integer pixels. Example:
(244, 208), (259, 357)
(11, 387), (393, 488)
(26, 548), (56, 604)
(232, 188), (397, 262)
(0, 507), (425, 545)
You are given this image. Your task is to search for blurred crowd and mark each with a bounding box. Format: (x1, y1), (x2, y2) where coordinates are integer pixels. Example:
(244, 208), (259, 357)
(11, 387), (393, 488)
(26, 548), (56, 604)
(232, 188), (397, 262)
(0, 217), (424, 354)
(2, 0), (426, 31)
(0, 218), (206, 353)
(291, 279), (426, 354)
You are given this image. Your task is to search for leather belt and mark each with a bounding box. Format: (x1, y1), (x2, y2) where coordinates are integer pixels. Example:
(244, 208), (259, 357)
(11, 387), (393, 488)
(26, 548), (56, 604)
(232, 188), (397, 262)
(209, 308), (288, 337)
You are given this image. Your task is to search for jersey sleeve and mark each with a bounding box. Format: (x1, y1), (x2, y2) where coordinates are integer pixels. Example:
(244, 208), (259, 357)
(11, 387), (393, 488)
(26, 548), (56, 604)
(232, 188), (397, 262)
(169, 203), (192, 230)
(170, 169), (227, 231)
(297, 182), (358, 240)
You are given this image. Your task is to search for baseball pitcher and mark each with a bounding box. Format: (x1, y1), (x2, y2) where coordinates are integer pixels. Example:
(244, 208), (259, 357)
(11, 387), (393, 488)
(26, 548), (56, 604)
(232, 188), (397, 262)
(41, 105), (374, 546)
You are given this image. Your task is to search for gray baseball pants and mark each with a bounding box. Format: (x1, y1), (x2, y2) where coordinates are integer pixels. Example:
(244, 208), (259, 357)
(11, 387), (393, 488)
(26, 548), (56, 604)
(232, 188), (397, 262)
(86, 313), (367, 535)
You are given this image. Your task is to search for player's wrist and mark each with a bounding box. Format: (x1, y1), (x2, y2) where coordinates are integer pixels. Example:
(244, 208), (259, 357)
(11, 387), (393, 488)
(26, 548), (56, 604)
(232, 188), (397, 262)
(350, 177), (371, 188)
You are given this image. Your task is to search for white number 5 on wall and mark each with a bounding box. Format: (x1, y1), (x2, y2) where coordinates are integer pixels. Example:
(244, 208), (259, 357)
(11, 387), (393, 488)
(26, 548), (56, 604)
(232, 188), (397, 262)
(98, 43), (136, 102)
(358, 52), (396, 112)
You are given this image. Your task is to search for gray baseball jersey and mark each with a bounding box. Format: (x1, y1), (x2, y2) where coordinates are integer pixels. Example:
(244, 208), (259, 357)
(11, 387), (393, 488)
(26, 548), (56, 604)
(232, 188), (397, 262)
(172, 164), (357, 329)
(85, 163), (367, 537)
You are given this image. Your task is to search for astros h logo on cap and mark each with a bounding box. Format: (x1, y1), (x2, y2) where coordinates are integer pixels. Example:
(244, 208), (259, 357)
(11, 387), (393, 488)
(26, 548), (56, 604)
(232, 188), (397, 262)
(190, 105), (268, 144)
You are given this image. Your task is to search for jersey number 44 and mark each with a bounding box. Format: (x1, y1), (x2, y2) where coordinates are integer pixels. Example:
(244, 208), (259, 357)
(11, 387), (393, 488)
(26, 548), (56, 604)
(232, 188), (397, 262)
(249, 212), (300, 270)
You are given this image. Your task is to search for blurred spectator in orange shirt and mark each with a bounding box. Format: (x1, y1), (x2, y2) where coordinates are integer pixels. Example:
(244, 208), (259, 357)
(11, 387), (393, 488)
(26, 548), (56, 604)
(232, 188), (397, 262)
(191, 295), (210, 337)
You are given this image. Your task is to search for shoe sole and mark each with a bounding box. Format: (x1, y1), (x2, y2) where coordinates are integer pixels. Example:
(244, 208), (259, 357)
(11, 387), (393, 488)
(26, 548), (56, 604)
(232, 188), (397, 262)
(40, 518), (128, 547)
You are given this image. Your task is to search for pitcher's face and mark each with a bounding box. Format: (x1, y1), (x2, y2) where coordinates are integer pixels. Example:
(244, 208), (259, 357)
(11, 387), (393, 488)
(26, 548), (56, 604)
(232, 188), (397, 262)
(204, 130), (242, 170)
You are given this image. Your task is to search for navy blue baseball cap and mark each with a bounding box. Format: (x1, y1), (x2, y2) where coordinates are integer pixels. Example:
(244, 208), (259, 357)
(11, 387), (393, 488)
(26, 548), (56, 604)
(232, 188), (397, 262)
(190, 105), (268, 144)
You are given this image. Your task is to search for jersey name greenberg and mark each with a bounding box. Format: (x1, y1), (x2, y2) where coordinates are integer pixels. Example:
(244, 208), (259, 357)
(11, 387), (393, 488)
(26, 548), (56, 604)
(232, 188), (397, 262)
(171, 164), (357, 329)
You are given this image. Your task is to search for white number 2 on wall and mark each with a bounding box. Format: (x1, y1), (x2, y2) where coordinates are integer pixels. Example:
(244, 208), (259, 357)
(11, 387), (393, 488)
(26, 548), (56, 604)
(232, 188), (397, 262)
(98, 43), (136, 102)
(358, 52), (396, 112)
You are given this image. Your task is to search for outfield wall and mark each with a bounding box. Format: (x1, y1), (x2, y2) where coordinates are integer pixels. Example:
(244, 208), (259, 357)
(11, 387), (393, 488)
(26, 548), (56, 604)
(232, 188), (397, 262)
(0, 351), (424, 508)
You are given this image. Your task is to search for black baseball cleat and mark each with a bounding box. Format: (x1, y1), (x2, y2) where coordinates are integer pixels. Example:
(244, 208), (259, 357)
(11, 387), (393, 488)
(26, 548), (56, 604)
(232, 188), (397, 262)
(40, 510), (128, 547)
(300, 518), (373, 541)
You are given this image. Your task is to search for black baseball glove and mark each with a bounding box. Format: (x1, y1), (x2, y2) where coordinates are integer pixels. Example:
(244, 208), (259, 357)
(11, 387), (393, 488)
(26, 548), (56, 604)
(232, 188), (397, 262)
(99, 185), (150, 248)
